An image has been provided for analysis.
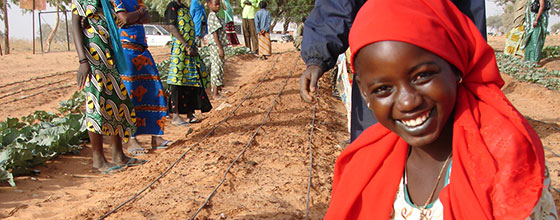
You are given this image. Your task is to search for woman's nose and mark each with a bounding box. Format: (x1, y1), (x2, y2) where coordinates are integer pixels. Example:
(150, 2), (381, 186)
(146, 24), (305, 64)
(395, 85), (422, 112)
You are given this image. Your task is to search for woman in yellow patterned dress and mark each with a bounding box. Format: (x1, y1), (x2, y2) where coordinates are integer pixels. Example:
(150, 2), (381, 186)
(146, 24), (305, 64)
(71, 0), (145, 174)
(164, 0), (212, 125)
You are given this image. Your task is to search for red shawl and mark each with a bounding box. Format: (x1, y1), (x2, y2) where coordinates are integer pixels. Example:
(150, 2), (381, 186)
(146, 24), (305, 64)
(324, 0), (545, 219)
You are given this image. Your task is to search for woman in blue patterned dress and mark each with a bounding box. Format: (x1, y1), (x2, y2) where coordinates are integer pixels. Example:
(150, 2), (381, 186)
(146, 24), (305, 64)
(164, 0), (212, 125)
(71, 0), (144, 174)
(114, 0), (171, 153)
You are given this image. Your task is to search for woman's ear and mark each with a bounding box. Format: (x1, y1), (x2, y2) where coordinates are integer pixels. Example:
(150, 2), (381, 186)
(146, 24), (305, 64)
(457, 74), (463, 84)
(450, 64), (462, 84)
(354, 74), (372, 108)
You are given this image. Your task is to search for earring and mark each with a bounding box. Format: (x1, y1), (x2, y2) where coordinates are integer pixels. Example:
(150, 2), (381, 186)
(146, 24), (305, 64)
(367, 102), (371, 108)
(457, 75), (463, 84)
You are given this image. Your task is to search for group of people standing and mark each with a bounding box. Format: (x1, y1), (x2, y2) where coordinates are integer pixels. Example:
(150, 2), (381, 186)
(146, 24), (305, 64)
(504, 0), (550, 63)
(241, 0), (272, 58)
(70, 0), (255, 173)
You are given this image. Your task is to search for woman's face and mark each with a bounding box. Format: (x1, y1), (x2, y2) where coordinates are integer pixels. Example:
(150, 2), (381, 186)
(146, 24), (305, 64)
(354, 41), (459, 147)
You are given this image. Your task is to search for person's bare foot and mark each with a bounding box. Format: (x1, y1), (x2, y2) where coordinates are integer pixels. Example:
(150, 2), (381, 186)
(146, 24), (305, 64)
(124, 137), (148, 155)
(171, 113), (189, 126)
(112, 151), (133, 165)
(92, 161), (125, 174)
(151, 136), (171, 149)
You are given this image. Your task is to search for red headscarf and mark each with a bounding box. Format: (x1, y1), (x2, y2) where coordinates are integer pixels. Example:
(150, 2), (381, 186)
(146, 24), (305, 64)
(325, 0), (545, 219)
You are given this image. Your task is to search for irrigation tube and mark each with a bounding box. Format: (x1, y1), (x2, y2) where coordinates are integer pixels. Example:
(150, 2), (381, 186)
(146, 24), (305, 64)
(544, 146), (560, 158)
(189, 57), (300, 220)
(305, 90), (318, 220)
(97, 57), (280, 220)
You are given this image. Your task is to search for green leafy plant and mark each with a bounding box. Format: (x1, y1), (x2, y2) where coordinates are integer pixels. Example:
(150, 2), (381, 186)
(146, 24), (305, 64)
(542, 45), (560, 60)
(0, 91), (88, 186)
(495, 52), (560, 91)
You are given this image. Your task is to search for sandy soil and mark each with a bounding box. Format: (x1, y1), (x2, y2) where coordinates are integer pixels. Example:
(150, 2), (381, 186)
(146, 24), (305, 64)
(0, 38), (559, 219)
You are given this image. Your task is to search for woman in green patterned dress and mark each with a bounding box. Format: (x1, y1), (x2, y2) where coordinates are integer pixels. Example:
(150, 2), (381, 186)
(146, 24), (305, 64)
(523, 0), (549, 63)
(164, 0), (212, 125)
(71, 0), (144, 174)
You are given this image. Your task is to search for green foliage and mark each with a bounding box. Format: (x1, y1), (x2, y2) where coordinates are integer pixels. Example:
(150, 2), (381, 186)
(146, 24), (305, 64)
(487, 15), (505, 33)
(496, 52), (560, 90)
(494, 0), (560, 16)
(0, 91), (87, 186)
(58, 89), (86, 114)
(542, 45), (560, 59)
(268, 0), (314, 24)
(156, 58), (171, 91)
(145, 0), (314, 29)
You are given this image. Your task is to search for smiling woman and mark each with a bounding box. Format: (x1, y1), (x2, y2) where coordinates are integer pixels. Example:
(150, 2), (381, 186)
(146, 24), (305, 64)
(324, 0), (557, 219)
(354, 41), (459, 148)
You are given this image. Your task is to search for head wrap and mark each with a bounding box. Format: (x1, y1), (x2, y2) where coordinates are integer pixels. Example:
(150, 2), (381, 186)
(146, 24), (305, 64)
(325, 0), (545, 219)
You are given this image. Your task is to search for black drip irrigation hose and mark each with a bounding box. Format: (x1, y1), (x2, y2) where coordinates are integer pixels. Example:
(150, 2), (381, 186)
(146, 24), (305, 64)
(0, 71), (72, 90)
(97, 57), (280, 220)
(305, 90), (318, 220)
(544, 146), (560, 158)
(542, 143), (560, 195)
(189, 57), (300, 220)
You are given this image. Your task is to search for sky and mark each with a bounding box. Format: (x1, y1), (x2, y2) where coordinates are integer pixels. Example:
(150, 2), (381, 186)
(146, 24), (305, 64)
(0, 1), (559, 40)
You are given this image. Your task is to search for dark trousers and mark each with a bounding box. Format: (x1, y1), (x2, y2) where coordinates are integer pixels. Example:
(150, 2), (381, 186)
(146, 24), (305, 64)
(242, 18), (258, 52)
(350, 74), (377, 142)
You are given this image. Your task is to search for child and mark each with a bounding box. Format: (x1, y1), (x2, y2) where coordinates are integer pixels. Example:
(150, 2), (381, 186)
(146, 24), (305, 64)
(206, 0), (229, 98)
(218, 0), (240, 46)
(293, 16), (305, 51)
(254, 1), (271, 59)
(71, 0), (145, 174)
(324, 0), (557, 219)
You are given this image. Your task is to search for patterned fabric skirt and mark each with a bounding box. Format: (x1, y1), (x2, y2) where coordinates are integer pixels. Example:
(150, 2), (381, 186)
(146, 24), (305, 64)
(225, 22), (239, 46)
(121, 43), (168, 136)
(524, 11), (548, 63)
(504, 25), (525, 57)
(258, 32), (271, 56)
(525, 25), (547, 62)
(83, 62), (137, 143)
(167, 85), (212, 114)
(208, 44), (224, 87)
(335, 52), (353, 133)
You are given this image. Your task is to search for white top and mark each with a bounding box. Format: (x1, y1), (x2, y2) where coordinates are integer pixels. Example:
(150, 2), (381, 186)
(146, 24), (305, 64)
(390, 163), (557, 220)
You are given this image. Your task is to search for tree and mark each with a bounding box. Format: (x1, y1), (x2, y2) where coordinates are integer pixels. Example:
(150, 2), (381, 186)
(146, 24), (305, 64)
(501, 3), (515, 31)
(145, 0), (315, 34)
(43, 0), (71, 52)
(267, 0), (314, 33)
(551, 22), (560, 33)
(493, 0), (560, 16)
(487, 15), (505, 34)
(39, 19), (72, 44)
(1, 0), (11, 54)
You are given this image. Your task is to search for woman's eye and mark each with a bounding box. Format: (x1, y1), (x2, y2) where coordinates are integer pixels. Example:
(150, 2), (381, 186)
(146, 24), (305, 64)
(372, 85), (392, 95)
(413, 71), (435, 83)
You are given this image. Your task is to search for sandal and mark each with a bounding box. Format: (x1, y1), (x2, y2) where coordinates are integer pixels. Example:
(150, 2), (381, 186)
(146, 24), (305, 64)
(188, 116), (200, 123)
(92, 164), (126, 175)
(152, 140), (172, 150)
(171, 121), (190, 126)
(125, 158), (147, 167)
(127, 147), (148, 156)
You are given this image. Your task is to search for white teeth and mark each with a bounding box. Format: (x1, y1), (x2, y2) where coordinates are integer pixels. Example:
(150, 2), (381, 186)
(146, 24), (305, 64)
(401, 111), (430, 127)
